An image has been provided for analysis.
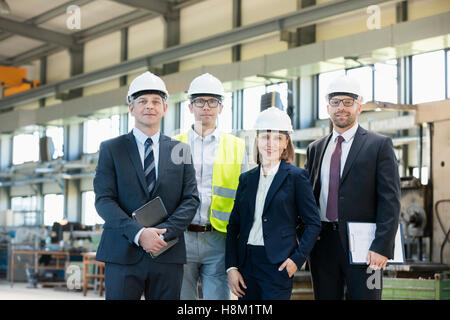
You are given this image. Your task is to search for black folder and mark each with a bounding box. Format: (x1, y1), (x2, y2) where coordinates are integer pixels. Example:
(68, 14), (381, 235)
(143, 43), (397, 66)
(132, 196), (178, 258)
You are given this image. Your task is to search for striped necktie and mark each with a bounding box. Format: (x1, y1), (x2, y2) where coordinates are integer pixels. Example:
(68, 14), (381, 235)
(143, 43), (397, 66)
(144, 138), (156, 196)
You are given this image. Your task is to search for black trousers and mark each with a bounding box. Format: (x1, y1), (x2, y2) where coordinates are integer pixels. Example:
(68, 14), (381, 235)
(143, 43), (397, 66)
(239, 245), (293, 300)
(104, 253), (183, 300)
(308, 223), (383, 300)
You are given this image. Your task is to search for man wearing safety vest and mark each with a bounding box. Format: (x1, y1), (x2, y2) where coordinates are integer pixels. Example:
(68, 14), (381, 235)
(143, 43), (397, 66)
(174, 73), (248, 300)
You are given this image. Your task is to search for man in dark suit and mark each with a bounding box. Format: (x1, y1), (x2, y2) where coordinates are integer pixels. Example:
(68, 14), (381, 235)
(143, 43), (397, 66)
(305, 75), (401, 300)
(94, 71), (200, 300)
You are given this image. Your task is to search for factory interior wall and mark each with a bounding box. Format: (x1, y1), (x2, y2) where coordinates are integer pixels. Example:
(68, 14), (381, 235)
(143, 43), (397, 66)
(0, 0), (449, 235)
(432, 119), (450, 264)
(83, 31), (121, 96)
(127, 17), (165, 60)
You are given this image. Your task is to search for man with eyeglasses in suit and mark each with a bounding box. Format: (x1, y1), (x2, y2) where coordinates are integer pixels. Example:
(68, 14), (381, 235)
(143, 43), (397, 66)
(305, 75), (401, 300)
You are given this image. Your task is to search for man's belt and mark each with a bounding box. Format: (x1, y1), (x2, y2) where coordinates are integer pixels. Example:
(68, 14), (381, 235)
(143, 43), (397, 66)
(187, 224), (214, 232)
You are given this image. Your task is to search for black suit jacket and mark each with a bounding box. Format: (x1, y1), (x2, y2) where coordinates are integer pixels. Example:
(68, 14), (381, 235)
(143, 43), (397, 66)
(226, 160), (321, 270)
(94, 131), (200, 265)
(305, 125), (401, 258)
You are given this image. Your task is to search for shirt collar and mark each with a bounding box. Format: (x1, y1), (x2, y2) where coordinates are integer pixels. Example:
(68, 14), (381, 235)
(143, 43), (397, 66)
(260, 161), (281, 178)
(190, 125), (220, 142)
(133, 127), (160, 146)
(332, 122), (358, 143)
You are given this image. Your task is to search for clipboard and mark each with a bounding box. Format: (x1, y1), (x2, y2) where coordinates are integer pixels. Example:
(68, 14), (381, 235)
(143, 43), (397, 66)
(132, 196), (178, 258)
(347, 222), (405, 265)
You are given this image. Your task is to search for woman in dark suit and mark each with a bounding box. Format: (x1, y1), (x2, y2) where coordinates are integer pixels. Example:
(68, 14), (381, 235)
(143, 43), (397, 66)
(225, 107), (321, 300)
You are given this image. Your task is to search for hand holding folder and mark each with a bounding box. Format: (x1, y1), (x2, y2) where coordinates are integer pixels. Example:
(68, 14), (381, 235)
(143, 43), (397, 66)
(132, 196), (179, 258)
(347, 222), (405, 265)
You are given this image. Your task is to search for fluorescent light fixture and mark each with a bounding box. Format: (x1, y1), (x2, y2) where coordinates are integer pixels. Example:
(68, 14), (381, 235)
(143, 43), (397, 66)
(0, 0), (11, 14)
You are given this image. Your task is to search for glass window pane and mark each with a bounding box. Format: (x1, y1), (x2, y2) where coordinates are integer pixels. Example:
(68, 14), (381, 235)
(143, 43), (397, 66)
(83, 116), (121, 154)
(82, 191), (104, 226)
(128, 113), (135, 132)
(346, 66), (373, 103)
(44, 194), (64, 226)
(447, 51), (450, 99)
(243, 85), (266, 130)
(318, 70), (345, 120)
(46, 126), (64, 159)
(180, 101), (194, 133)
(12, 132), (39, 165)
(374, 60), (398, 103)
(266, 82), (288, 110)
(412, 50), (445, 104)
(217, 92), (233, 133)
(11, 196), (38, 226)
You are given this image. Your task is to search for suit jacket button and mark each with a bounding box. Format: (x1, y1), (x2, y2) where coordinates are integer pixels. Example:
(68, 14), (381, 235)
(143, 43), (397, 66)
(263, 217), (267, 222)
(263, 234), (268, 238)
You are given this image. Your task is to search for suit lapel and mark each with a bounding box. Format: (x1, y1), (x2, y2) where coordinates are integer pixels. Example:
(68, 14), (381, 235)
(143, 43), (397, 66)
(340, 125), (368, 185)
(125, 132), (148, 194)
(314, 133), (332, 196)
(262, 161), (289, 216)
(153, 134), (169, 196)
(246, 167), (260, 223)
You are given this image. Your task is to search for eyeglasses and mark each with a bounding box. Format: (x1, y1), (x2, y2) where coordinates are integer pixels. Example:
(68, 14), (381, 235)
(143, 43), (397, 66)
(329, 98), (356, 108)
(191, 98), (221, 108)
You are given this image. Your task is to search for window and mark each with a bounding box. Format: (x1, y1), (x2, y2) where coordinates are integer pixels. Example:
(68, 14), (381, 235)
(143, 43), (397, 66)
(318, 70), (345, 120)
(128, 113), (135, 132)
(83, 115), (120, 154)
(12, 132), (39, 165)
(43, 194), (64, 226)
(374, 60), (398, 103)
(447, 50), (450, 99)
(218, 92), (233, 133)
(243, 83), (289, 130)
(180, 101), (194, 133)
(180, 92), (233, 133)
(347, 66), (374, 103)
(267, 82), (288, 110)
(11, 196), (39, 226)
(412, 50), (445, 104)
(82, 191), (104, 226)
(412, 167), (428, 186)
(45, 126), (64, 159)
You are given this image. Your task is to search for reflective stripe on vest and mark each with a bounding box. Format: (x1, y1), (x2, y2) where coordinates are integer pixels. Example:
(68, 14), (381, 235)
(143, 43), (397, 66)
(172, 131), (245, 233)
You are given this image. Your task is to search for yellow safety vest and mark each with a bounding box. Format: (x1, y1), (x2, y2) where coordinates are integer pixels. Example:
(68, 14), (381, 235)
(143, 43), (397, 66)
(172, 130), (245, 233)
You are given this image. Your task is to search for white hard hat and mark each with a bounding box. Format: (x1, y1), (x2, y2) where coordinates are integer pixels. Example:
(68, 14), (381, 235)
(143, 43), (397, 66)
(127, 71), (169, 104)
(254, 107), (293, 133)
(187, 73), (225, 99)
(325, 74), (363, 103)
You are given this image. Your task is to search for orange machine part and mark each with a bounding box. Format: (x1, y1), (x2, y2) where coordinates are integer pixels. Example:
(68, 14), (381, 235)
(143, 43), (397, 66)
(3, 80), (41, 97)
(0, 66), (27, 87)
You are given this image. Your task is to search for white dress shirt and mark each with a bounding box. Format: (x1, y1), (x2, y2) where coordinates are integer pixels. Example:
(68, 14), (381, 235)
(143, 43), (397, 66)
(319, 123), (359, 222)
(187, 126), (248, 226)
(247, 161), (281, 246)
(132, 127), (161, 245)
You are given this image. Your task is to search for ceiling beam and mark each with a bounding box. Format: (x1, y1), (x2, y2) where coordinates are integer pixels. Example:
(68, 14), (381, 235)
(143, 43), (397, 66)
(0, 16), (76, 48)
(0, 0), (401, 109)
(0, 10), (154, 66)
(0, 0), (92, 42)
(111, 0), (169, 16)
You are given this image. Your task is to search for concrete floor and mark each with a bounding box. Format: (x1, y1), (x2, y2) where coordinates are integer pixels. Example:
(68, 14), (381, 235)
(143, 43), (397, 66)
(0, 280), (105, 300)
